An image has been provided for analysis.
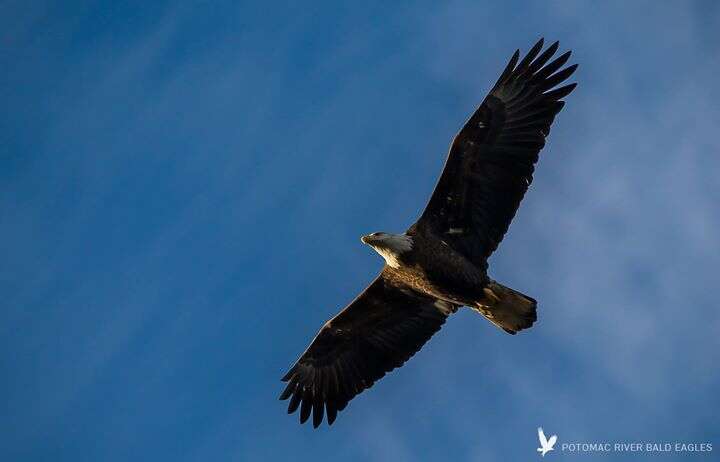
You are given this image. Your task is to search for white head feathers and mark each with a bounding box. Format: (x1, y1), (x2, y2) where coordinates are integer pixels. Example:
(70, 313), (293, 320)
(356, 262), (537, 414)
(361, 233), (413, 268)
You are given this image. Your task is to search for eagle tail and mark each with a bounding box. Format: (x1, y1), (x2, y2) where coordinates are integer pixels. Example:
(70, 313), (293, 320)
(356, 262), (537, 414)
(472, 281), (537, 334)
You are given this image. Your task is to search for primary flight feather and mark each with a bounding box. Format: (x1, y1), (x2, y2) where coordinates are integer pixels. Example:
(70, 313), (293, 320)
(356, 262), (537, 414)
(280, 38), (578, 428)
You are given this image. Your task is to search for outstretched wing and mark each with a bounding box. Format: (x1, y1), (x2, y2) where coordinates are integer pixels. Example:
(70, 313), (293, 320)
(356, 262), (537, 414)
(538, 427), (548, 446)
(548, 435), (558, 448)
(414, 38), (577, 265)
(279, 271), (457, 427)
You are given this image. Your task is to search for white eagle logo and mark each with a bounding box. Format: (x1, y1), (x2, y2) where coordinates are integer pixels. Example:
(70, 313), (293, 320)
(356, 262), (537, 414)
(537, 427), (557, 457)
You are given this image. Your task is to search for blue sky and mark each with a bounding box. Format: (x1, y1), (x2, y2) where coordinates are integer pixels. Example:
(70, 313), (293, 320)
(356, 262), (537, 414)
(2, 1), (719, 461)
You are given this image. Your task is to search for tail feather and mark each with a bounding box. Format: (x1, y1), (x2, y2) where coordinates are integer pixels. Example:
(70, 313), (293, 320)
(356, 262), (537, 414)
(473, 280), (537, 334)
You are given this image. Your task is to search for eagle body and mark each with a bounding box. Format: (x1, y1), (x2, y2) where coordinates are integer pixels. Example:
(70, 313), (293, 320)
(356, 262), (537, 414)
(280, 38), (577, 427)
(373, 230), (488, 308)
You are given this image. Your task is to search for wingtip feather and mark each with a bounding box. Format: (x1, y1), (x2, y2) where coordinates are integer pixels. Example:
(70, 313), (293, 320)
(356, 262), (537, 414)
(287, 391), (302, 414)
(299, 391), (312, 424)
(279, 381), (296, 401)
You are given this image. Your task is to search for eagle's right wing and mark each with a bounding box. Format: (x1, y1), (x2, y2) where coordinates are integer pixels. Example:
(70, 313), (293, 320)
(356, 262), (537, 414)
(280, 271), (457, 427)
(414, 39), (577, 266)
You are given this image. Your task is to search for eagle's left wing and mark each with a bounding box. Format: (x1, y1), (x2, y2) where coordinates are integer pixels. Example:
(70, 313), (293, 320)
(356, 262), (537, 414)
(414, 38), (577, 265)
(280, 271), (457, 427)
(538, 427), (549, 446)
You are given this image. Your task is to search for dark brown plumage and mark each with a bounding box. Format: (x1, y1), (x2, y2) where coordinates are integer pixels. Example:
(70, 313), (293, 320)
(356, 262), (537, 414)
(281, 38), (577, 427)
(418, 39), (577, 264)
(280, 275), (456, 427)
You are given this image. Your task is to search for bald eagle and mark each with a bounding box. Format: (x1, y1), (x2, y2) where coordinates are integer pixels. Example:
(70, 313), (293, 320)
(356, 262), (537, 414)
(280, 38), (577, 427)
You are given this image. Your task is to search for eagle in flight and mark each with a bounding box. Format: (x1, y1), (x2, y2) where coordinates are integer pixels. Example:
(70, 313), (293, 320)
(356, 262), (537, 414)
(280, 38), (577, 427)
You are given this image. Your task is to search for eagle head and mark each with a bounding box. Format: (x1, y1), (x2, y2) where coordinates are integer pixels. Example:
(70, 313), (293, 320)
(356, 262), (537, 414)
(360, 232), (413, 268)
